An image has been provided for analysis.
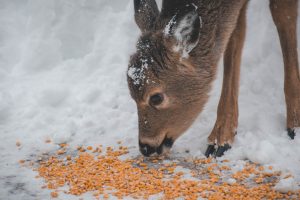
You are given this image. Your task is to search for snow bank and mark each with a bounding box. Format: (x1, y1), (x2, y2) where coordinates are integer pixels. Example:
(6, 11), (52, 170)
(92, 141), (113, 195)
(0, 0), (299, 199)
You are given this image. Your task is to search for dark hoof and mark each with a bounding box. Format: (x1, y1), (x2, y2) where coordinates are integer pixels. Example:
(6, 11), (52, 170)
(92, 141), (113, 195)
(205, 144), (216, 158)
(215, 144), (231, 157)
(287, 128), (296, 140)
(205, 144), (231, 158)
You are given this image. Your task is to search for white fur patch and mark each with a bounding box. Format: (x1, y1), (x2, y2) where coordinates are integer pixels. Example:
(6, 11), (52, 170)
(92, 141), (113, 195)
(173, 13), (200, 58)
(174, 13), (197, 42)
(164, 15), (177, 36)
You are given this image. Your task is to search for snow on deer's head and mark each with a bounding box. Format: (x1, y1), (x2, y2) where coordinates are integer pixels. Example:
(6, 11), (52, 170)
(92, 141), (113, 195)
(128, 0), (211, 156)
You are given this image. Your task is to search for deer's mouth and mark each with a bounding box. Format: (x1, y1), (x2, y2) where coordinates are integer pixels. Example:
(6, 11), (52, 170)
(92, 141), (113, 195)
(139, 136), (174, 157)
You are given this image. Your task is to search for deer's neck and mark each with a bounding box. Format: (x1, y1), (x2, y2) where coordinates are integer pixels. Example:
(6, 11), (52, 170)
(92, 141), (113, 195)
(189, 0), (247, 73)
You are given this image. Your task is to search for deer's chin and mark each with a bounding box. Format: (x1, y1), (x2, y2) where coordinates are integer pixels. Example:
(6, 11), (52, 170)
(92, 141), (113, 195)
(156, 136), (174, 155)
(157, 145), (172, 156)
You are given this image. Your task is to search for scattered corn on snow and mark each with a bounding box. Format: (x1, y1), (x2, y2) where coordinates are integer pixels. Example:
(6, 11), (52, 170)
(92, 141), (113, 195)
(20, 143), (300, 199)
(1, 0), (300, 199)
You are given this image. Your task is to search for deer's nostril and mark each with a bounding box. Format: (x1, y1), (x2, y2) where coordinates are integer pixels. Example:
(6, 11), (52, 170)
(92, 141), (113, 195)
(139, 141), (156, 157)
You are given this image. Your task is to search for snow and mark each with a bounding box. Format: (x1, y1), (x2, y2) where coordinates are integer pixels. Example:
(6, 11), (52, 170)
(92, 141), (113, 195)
(0, 0), (299, 199)
(274, 177), (300, 193)
(128, 58), (149, 85)
(226, 178), (237, 185)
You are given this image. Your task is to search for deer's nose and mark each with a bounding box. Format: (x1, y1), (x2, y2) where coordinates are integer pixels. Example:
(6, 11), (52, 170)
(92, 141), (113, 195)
(139, 141), (156, 157)
(139, 137), (174, 157)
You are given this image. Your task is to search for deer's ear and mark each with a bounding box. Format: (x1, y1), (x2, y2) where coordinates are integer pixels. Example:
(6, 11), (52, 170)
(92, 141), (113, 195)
(164, 11), (201, 58)
(134, 0), (159, 32)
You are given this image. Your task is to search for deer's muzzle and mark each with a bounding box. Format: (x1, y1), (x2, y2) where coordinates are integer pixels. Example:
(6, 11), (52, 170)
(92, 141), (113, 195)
(139, 137), (174, 157)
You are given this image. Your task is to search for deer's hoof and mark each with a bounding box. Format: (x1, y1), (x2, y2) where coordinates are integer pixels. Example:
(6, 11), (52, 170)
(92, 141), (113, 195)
(204, 144), (231, 158)
(204, 144), (216, 157)
(287, 128), (296, 140)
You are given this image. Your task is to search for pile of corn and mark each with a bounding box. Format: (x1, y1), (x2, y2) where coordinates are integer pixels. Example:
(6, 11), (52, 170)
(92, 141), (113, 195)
(20, 142), (300, 200)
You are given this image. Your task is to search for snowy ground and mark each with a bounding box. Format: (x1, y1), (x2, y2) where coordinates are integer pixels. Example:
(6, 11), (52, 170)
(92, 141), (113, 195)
(0, 0), (300, 199)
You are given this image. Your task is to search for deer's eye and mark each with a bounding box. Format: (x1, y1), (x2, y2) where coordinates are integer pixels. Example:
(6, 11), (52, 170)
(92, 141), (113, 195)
(149, 93), (164, 106)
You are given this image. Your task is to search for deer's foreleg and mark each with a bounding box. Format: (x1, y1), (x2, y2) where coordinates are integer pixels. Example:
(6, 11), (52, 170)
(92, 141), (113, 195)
(270, 0), (300, 139)
(205, 3), (247, 157)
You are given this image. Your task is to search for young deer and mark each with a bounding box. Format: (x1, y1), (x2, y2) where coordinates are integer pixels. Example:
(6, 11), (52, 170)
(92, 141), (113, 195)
(127, 0), (300, 157)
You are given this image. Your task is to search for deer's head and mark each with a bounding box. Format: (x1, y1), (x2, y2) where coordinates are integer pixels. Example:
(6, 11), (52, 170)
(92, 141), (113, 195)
(128, 0), (212, 156)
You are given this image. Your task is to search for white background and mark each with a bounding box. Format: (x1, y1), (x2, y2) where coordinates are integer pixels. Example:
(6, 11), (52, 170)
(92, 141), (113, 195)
(0, 0), (299, 199)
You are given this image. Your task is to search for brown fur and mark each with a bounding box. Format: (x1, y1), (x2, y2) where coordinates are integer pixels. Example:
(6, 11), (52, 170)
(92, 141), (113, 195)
(208, 2), (248, 145)
(270, 0), (300, 130)
(128, 0), (300, 156)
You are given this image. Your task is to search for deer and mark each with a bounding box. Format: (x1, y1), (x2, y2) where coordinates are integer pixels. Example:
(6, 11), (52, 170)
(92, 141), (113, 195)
(127, 0), (300, 157)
